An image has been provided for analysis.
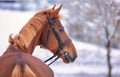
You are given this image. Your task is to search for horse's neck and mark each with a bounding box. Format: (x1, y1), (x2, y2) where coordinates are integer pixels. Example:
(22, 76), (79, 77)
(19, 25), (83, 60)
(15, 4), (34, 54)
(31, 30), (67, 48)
(18, 17), (45, 53)
(4, 16), (46, 55)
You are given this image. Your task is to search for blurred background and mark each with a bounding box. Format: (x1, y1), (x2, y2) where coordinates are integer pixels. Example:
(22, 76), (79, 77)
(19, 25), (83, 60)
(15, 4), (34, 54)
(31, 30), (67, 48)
(0, 0), (120, 77)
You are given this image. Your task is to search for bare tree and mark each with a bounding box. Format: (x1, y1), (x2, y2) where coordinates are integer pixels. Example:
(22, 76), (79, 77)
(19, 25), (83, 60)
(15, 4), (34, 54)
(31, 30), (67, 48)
(101, 1), (120, 77)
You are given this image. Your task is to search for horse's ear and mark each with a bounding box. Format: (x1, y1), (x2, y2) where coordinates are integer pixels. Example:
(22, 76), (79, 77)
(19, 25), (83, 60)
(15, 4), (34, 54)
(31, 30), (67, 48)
(52, 4), (56, 10)
(54, 5), (62, 15)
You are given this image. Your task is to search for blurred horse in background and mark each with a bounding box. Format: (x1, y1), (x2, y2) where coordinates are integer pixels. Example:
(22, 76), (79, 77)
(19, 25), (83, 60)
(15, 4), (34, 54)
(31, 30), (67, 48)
(0, 5), (77, 77)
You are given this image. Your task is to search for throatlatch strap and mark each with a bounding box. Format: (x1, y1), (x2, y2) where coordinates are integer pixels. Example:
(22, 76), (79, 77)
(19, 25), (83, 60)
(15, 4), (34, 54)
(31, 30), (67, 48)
(44, 29), (51, 48)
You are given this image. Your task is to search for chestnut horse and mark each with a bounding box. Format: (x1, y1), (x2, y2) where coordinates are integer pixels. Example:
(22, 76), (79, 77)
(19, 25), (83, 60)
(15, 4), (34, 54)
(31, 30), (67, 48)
(0, 5), (77, 77)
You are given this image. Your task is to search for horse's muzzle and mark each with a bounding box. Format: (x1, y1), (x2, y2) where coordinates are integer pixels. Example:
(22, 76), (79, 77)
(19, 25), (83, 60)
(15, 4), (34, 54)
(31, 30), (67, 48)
(61, 49), (77, 63)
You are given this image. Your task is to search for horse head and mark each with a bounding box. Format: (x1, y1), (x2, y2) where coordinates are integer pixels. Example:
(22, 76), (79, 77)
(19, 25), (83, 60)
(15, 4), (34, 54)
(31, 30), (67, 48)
(36, 5), (77, 64)
(7, 5), (77, 64)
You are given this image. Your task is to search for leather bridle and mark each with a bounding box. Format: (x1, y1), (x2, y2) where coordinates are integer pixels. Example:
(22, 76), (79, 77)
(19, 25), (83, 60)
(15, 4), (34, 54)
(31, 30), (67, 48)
(44, 15), (71, 65)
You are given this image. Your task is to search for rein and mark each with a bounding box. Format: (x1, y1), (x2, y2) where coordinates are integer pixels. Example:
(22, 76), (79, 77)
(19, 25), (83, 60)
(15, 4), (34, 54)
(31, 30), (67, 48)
(44, 15), (71, 65)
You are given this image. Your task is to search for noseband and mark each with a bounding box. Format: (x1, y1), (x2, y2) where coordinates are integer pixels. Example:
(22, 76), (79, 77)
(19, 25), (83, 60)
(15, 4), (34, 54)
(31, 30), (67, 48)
(44, 15), (71, 65)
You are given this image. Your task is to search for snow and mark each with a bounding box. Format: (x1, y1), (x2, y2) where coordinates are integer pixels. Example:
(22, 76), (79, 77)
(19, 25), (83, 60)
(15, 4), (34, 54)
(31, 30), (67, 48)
(114, 0), (120, 3)
(0, 10), (35, 55)
(0, 10), (120, 77)
(51, 64), (107, 74)
(87, 21), (96, 28)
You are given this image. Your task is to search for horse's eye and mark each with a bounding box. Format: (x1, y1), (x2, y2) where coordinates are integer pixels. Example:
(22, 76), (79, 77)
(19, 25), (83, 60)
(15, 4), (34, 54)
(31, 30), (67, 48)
(59, 29), (64, 32)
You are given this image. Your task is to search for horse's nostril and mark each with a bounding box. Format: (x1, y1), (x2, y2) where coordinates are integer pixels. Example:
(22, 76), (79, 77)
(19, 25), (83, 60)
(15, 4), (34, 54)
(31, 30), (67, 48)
(63, 51), (73, 63)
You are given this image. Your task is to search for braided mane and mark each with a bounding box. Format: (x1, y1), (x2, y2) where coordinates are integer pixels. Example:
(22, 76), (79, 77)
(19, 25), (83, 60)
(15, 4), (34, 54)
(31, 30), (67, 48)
(9, 12), (47, 52)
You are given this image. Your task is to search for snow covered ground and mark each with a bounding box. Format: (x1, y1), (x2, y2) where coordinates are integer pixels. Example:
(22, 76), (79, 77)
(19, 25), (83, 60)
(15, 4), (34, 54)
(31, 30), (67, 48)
(0, 10), (120, 77)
